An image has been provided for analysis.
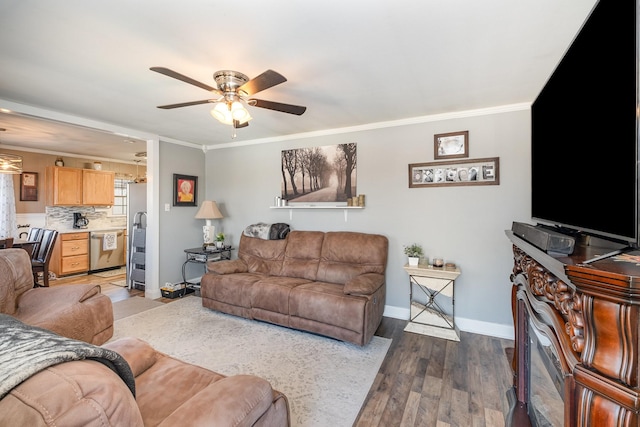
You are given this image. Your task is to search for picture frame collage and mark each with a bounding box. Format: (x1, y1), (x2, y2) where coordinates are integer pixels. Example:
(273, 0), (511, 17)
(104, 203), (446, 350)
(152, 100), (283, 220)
(409, 131), (500, 188)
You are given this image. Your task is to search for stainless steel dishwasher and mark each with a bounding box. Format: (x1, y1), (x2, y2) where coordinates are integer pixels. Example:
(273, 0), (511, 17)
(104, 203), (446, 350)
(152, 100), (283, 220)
(90, 230), (125, 272)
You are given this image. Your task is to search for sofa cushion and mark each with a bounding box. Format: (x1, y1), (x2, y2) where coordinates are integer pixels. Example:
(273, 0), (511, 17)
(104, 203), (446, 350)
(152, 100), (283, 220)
(289, 281), (367, 333)
(238, 235), (288, 275)
(201, 272), (265, 309)
(134, 351), (275, 427)
(280, 230), (325, 280)
(251, 276), (312, 315)
(316, 232), (388, 285)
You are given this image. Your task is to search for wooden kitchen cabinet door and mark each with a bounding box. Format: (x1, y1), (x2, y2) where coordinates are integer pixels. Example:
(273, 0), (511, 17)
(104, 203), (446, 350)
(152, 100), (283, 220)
(82, 170), (115, 205)
(46, 166), (83, 205)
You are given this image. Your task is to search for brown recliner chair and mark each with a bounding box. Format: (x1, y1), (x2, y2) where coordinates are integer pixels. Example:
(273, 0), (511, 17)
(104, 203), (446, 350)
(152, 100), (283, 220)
(0, 248), (113, 344)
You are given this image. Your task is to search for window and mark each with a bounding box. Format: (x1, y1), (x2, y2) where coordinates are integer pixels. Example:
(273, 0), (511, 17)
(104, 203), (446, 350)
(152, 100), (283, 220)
(111, 178), (130, 217)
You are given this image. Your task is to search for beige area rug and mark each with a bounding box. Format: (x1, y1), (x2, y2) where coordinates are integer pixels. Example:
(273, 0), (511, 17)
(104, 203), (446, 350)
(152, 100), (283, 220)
(110, 296), (391, 427)
(92, 267), (126, 278)
(111, 297), (164, 321)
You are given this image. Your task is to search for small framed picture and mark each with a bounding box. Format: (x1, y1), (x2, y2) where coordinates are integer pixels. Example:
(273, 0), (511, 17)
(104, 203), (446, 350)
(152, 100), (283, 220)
(173, 174), (197, 206)
(20, 172), (38, 201)
(408, 157), (499, 188)
(434, 131), (469, 159)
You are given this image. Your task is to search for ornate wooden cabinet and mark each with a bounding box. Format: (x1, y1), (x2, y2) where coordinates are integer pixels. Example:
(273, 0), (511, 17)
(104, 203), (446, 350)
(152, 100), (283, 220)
(506, 230), (640, 427)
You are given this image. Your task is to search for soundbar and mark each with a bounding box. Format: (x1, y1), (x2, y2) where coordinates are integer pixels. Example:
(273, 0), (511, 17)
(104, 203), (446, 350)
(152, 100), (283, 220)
(511, 222), (575, 255)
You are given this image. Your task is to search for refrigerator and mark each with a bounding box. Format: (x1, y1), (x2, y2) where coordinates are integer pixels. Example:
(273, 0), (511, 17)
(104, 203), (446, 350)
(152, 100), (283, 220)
(126, 183), (147, 287)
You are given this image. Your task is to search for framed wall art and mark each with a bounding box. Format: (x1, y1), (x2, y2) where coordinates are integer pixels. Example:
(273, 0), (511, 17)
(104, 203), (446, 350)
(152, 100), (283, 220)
(434, 130), (469, 159)
(20, 172), (38, 201)
(409, 157), (499, 188)
(281, 143), (357, 203)
(173, 174), (197, 206)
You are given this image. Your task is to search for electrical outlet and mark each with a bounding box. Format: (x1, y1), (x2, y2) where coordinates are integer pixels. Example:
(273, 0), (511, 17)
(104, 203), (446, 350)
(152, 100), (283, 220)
(164, 203), (170, 212)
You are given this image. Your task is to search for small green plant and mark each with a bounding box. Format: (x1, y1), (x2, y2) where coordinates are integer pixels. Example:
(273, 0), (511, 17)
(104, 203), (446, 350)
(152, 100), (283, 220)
(215, 232), (225, 242)
(403, 243), (424, 258)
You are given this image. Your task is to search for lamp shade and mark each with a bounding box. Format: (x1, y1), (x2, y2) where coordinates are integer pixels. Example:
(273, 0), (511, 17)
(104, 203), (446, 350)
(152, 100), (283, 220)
(0, 153), (23, 174)
(195, 200), (224, 220)
(195, 201), (224, 245)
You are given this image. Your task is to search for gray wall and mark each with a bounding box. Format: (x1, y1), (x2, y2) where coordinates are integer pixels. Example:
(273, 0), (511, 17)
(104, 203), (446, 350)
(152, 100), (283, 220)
(201, 108), (532, 339)
(158, 141), (207, 287)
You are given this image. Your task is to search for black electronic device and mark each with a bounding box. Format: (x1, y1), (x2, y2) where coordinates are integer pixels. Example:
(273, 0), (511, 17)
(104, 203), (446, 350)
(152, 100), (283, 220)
(530, 0), (639, 248)
(511, 222), (575, 255)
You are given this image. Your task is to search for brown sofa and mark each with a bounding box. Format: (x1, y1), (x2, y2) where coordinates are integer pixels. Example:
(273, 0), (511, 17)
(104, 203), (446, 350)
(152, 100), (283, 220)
(0, 248), (113, 344)
(0, 319), (290, 427)
(201, 230), (389, 346)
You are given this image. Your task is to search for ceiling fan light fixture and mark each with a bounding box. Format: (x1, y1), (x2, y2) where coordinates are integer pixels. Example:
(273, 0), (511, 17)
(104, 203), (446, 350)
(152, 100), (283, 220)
(211, 103), (231, 124)
(230, 101), (250, 122)
(211, 101), (252, 126)
(0, 153), (23, 174)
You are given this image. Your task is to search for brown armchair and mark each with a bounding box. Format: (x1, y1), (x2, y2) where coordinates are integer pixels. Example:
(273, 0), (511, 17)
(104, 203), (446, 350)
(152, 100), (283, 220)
(0, 248), (113, 344)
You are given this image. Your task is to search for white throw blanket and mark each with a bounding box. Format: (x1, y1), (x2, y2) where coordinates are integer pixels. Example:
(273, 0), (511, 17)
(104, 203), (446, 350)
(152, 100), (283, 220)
(103, 232), (117, 251)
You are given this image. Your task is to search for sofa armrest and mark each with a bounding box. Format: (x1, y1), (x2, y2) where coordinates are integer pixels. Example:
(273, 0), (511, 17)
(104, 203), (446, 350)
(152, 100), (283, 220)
(18, 284), (101, 309)
(343, 273), (385, 296)
(103, 337), (158, 377)
(160, 375), (277, 426)
(207, 259), (248, 275)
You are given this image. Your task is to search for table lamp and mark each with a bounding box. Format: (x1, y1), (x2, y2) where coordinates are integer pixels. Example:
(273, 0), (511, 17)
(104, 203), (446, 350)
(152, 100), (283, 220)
(195, 200), (224, 246)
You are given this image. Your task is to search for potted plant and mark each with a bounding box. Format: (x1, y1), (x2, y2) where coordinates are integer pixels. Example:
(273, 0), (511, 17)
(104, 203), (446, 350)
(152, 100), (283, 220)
(215, 232), (225, 248)
(404, 243), (424, 266)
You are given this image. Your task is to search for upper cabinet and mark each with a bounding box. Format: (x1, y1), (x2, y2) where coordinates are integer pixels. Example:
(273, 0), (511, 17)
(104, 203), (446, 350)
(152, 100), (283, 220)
(82, 169), (115, 205)
(46, 166), (115, 206)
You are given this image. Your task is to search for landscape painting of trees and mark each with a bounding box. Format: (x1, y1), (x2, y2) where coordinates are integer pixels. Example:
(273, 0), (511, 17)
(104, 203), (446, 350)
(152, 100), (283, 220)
(281, 143), (357, 204)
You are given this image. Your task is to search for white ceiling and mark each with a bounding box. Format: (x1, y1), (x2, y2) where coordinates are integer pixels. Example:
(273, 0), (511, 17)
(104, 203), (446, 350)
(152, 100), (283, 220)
(0, 0), (597, 163)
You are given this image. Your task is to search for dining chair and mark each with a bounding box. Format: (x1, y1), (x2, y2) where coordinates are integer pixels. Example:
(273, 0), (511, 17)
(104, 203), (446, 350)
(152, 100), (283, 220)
(31, 229), (58, 287)
(0, 237), (14, 249)
(26, 228), (43, 259)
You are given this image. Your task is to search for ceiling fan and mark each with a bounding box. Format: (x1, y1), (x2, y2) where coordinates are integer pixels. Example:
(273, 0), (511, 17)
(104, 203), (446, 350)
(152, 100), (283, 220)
(150, 67), (306, 129)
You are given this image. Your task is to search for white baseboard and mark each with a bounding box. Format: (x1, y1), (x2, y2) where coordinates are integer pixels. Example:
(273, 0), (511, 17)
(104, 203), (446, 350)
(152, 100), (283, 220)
(383, 304), (514, 340)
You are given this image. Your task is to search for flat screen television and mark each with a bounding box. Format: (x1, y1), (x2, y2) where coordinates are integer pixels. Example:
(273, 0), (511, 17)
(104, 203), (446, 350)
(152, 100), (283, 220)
(531, 0), (639, 249)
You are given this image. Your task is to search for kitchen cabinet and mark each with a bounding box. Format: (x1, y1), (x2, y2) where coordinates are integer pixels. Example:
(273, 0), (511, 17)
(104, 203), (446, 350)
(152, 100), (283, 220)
(45, 166), (115, 206)
(50, 232), (89, 276)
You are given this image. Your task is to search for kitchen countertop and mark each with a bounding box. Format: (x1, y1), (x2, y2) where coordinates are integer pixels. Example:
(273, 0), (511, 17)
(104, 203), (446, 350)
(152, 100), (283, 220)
(55, 227), (126, 233)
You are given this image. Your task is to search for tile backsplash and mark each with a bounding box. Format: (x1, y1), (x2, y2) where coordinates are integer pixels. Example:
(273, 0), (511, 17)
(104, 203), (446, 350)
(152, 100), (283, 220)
(45, 206), (127, 230)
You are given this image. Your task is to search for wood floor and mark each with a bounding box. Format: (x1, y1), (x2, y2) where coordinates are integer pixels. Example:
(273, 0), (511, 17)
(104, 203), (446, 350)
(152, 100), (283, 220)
(52, 271), (515, 427)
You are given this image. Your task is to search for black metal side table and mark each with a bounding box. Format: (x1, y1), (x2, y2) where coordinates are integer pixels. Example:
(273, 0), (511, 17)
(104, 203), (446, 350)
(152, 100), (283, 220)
(182, 246), (234, 289)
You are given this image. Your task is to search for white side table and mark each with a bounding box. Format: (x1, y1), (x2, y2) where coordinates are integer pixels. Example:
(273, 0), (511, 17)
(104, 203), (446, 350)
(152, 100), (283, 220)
(403, 264), (461, 341)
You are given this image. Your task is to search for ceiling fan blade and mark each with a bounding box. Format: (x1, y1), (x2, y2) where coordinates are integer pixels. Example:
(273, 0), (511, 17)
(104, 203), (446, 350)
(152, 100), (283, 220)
(157, 99), (214, 109)
(251, 99), (307, 115)
(150, 67), (221, 94)
(238, 70), (287, 96)
(233, 120), (249, 129)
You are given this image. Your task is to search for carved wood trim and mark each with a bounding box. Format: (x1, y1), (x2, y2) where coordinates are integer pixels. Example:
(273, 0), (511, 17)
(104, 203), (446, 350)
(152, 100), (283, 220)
(513, 245), (585, 354)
